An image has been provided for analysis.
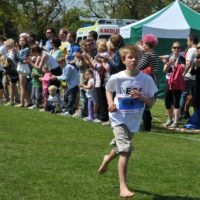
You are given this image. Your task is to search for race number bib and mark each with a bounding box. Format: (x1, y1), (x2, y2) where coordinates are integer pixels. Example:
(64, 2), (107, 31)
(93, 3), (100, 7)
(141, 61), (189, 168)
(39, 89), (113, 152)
(118, 97), (144, 113)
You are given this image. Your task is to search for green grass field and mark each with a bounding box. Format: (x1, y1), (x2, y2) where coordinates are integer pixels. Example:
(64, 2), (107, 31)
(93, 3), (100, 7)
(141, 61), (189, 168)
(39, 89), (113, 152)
(0, 100), (200, 200)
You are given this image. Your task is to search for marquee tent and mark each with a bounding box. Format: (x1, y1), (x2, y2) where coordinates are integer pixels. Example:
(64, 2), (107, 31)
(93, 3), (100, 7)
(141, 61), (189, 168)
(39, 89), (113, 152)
(120, 0), (200, 50)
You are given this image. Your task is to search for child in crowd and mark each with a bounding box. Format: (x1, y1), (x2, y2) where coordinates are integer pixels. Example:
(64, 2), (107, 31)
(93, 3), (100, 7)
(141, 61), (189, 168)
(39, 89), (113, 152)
(98, 46), (158, 198)
(92, 39), (109, 123)
(57, 57), (67, 98)
(51, 58), (80, 115)
(29, 56), (43, 109)
(46, 85), (63, 113)
(39, 65), (52, 110)
(80, 69), (95, 121)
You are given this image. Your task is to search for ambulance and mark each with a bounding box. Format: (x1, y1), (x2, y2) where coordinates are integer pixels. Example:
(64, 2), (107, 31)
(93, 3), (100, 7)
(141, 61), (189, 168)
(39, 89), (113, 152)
(76, 18), (137, 42)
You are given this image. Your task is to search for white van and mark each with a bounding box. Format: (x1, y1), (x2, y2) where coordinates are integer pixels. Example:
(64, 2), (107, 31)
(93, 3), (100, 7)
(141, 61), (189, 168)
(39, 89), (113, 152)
(76, 18), (137, 42)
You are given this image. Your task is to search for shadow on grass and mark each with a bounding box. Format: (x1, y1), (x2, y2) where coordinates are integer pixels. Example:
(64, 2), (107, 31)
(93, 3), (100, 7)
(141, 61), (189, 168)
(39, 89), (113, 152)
(135, 189), (200, 200)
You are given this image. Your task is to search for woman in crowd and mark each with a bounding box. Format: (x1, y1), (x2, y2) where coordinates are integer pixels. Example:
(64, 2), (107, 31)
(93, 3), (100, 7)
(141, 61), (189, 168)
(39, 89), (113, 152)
(4, 39), (20, 105)
(138, 34), (160, 131)
(50, 37), (62, 60)
(15, 35), (31, 107)
(27, 45), (62, 89)
(163, 42), (185, 128)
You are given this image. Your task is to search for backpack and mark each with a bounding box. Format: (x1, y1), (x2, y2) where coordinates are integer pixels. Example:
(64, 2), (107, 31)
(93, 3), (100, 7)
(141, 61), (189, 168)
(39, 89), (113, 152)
(168, 64), (185, 90)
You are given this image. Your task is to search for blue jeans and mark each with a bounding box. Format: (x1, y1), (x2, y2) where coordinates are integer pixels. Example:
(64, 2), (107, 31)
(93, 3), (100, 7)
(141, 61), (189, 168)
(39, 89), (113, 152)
(64, 85), (79, 114)
(88, 97), (94, 119)
(80, 89), (88, 117)
(180, 79), (195, 111)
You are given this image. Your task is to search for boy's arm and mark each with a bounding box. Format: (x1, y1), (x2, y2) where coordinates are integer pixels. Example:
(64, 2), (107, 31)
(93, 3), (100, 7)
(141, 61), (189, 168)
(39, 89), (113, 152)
(106, 90), (116, 112)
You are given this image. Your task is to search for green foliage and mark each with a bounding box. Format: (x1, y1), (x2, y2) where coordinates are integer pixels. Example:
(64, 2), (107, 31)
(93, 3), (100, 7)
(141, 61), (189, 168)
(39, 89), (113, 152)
(61, 8), (82, 32)
(0, 101), (200, 199)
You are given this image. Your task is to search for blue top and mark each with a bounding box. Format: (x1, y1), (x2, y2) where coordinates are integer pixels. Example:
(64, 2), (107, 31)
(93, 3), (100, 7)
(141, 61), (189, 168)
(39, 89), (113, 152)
(108, 50), (125, 75)
(16, 47), (30, 63)
(45, 40), (52, 52)
(56, 63), (80, 89)
(67, 44), (81, 61)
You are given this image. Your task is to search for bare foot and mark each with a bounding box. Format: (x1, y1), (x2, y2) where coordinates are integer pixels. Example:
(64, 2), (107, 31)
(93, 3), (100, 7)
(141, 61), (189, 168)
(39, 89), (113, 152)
(98, 155), (109, 175)
(120, 188), (135, 198)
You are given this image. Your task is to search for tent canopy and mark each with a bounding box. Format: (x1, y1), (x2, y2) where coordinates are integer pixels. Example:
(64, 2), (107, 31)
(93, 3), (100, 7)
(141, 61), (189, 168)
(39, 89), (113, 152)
(120, 0), (200, 43)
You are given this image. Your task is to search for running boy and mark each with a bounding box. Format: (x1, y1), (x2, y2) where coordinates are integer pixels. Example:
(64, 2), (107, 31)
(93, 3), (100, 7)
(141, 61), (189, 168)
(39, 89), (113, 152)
(98, 45), (158, 198)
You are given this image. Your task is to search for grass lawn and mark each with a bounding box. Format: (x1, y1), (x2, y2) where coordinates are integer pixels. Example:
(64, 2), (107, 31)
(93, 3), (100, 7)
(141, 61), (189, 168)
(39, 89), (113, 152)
(0, 100), (200, 200)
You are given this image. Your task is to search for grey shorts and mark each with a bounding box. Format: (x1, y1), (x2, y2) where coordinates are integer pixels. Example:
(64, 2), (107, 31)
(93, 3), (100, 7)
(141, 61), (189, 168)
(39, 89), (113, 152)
(110, 124), (134, 154)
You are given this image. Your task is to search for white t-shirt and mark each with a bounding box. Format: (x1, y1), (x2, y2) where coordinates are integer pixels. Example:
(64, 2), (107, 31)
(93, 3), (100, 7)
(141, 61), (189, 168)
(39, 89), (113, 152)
(106, 71), (158, 133)
(185, 47), (196, 80)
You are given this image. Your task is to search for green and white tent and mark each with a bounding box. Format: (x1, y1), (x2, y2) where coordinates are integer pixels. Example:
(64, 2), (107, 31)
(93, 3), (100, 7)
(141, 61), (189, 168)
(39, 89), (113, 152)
(120, 0), (200, 97)
(120, 0), (200, 54)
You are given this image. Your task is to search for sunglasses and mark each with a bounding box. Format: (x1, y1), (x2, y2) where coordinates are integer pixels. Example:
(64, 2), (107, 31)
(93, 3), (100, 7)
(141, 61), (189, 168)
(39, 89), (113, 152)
(172, 47), (180, 49)
(197, 47), (200, 49)
(46, 32), (52, 34)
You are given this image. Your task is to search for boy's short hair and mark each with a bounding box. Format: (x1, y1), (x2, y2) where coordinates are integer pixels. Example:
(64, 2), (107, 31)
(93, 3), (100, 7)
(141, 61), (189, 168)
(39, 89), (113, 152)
(48, 85), (57, 91)
(119, 45), (140, 61)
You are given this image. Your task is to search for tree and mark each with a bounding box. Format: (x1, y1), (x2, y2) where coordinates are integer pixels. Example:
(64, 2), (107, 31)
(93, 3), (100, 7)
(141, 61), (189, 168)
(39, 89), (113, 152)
(60, 8), (82, 32)
(82, 0), (198, 20)
(0, 0), (64, 39)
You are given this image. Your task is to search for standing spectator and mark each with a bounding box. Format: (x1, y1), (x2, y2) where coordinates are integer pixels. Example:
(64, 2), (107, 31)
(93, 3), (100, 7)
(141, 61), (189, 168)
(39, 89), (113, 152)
(80, 69), (95, 121)
(50, 37), (62, 60)
(29, 56), (43, 109)
(3, 38), (20, 105)
(184, 44), (200, 129)
(39, 65), (52, 110)
(138, 34), (160, 131)
(190, 44), (200, 110)
(87, 30), (98, 51)
(44, 28), (55, 52)
(66, 32), (81, 62)
(28, 32), (37, 47)
(98, 46), (158, 198)
(51, 60), (80, 115)
(15, 35), (31, 107)
(107, 34), (125, 75)
(92, 39), (109, 123)
(181, 35), (198, 119)
(162, 42), (186, 128)
(28, 45), (62, 89)
(0, 35), (7, 102)
(58, 28), (70, 57)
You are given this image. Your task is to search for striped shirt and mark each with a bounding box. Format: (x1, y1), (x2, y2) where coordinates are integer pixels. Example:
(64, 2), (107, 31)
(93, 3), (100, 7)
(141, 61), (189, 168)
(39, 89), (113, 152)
(138, 51), (160, 73)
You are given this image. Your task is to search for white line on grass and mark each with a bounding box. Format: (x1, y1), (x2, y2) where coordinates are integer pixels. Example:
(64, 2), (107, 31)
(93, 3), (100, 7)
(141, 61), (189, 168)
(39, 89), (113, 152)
(152, 117), (200, 142)
(153, 132), (200, 142)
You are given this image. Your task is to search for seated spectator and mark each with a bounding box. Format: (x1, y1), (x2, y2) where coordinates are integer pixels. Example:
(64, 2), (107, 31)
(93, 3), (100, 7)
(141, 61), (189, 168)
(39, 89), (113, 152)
(46, 85), (63, 113)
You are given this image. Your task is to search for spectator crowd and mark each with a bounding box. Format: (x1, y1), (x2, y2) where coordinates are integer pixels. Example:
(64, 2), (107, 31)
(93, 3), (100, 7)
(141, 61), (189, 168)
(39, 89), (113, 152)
(0, 28), (200, 131)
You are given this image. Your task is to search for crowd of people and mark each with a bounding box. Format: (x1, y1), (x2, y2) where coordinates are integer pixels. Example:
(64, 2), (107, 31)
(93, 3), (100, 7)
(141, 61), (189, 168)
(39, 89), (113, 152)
(0, 28), (200, 130)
